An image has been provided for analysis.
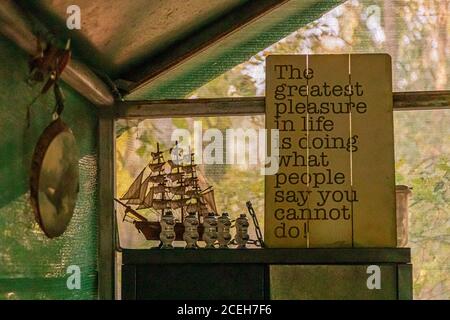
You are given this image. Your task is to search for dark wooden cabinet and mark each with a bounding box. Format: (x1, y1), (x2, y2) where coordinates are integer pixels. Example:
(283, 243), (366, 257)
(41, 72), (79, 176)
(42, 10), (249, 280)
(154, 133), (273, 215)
(121, 248), (412, 300)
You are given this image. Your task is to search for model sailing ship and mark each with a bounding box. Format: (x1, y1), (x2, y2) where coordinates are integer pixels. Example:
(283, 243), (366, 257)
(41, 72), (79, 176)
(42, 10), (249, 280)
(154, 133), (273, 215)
(114, 142), (218, 240)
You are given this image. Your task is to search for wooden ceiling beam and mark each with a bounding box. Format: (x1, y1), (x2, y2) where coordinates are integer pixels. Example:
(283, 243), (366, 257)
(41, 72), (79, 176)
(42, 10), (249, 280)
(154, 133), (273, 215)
(0, 0), (114, 107)
(113, 91), (450, 118)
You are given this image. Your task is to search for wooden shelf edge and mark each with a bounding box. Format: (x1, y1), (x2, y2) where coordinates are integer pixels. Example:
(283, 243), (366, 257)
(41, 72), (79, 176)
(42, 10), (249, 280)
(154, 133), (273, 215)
(121, 247), (411, 265)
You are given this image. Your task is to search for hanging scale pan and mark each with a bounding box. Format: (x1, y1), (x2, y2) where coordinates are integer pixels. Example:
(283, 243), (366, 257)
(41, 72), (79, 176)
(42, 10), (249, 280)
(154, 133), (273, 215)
(30, 118), (79, 238)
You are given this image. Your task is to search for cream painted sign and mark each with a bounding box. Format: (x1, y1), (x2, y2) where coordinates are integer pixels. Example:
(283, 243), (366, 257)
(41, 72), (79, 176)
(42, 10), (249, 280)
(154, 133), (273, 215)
(265, 54), (396, 248)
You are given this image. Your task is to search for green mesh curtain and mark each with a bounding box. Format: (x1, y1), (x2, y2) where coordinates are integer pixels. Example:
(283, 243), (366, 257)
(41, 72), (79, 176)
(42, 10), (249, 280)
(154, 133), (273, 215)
(0, 37), (98, 299)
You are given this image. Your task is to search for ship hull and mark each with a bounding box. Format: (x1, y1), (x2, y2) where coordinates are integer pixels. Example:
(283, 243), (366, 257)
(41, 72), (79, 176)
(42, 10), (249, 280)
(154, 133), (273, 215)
(134, 221), (205, 241)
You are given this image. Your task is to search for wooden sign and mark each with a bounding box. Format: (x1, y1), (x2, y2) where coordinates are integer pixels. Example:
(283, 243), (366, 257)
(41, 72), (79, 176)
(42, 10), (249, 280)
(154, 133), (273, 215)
(265, 54), (396, 248)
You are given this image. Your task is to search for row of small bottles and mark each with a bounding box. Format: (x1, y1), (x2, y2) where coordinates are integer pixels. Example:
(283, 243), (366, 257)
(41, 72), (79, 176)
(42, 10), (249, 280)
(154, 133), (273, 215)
(160, 211), (250, 249)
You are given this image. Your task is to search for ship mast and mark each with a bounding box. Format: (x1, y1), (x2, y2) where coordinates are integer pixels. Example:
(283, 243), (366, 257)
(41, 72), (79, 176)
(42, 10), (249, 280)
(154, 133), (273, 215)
(174, 141), (185, 222)
(156, 143), (165, 217)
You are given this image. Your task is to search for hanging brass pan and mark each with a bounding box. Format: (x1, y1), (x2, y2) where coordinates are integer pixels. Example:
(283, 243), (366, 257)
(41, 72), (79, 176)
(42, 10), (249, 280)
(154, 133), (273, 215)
(30, 118), (79, 238)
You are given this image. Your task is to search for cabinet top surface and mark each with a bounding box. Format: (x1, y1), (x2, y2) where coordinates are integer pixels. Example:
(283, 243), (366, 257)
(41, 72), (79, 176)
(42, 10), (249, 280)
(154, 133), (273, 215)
(121, 248), (411, 265)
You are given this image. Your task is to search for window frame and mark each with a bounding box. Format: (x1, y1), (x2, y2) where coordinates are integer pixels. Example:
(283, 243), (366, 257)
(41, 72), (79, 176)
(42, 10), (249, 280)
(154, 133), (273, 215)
(97, 89), (449, 299)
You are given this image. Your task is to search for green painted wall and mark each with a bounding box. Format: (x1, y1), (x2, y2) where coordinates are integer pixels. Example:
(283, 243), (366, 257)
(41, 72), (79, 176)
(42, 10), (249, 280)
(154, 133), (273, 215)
(0, 36), (98, 299)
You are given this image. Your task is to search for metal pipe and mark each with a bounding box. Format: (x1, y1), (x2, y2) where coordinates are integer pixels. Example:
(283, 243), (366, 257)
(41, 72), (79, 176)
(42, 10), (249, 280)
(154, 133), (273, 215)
(0, 0), (114, 106)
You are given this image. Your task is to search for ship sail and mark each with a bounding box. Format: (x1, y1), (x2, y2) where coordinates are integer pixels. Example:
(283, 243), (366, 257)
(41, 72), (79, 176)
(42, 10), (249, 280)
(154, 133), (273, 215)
(151, 199), (170, 210)
(149, 184), (166, 194)
(185, 189), (197, 198)
(148, 162), (165, 172)
(184, 177), (197, 186)
(170, 199), (186, 209)
(182, 164), (196, 173)
(147, 174), (166, 184)
(126, 174), (151, 205)
(137, 187), (154, 209)
(201, 188), (218, 214)
(167, 160), (182, 170)
(167, 172), (183, 182)
(120, 169), (145, 200)
(151, 151), (163, 161)
(168, 185), (185, 196)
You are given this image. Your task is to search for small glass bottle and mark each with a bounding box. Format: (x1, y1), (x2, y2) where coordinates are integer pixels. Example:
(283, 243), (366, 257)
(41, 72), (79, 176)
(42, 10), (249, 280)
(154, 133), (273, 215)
(183, 212), (199, 249)
(235, 213), (250, 249)
(217, 212), (232, 248)
(159, 211), (176, 249)
(203, 212), (218, 248)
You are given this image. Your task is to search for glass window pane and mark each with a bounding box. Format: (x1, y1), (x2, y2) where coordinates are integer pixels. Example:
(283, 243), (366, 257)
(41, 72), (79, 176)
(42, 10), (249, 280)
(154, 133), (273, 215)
(191, 0), (449, 98)
(116, 109), (450, 299)
(115, 116), (265, 249)
(394, 109), (450, 300)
